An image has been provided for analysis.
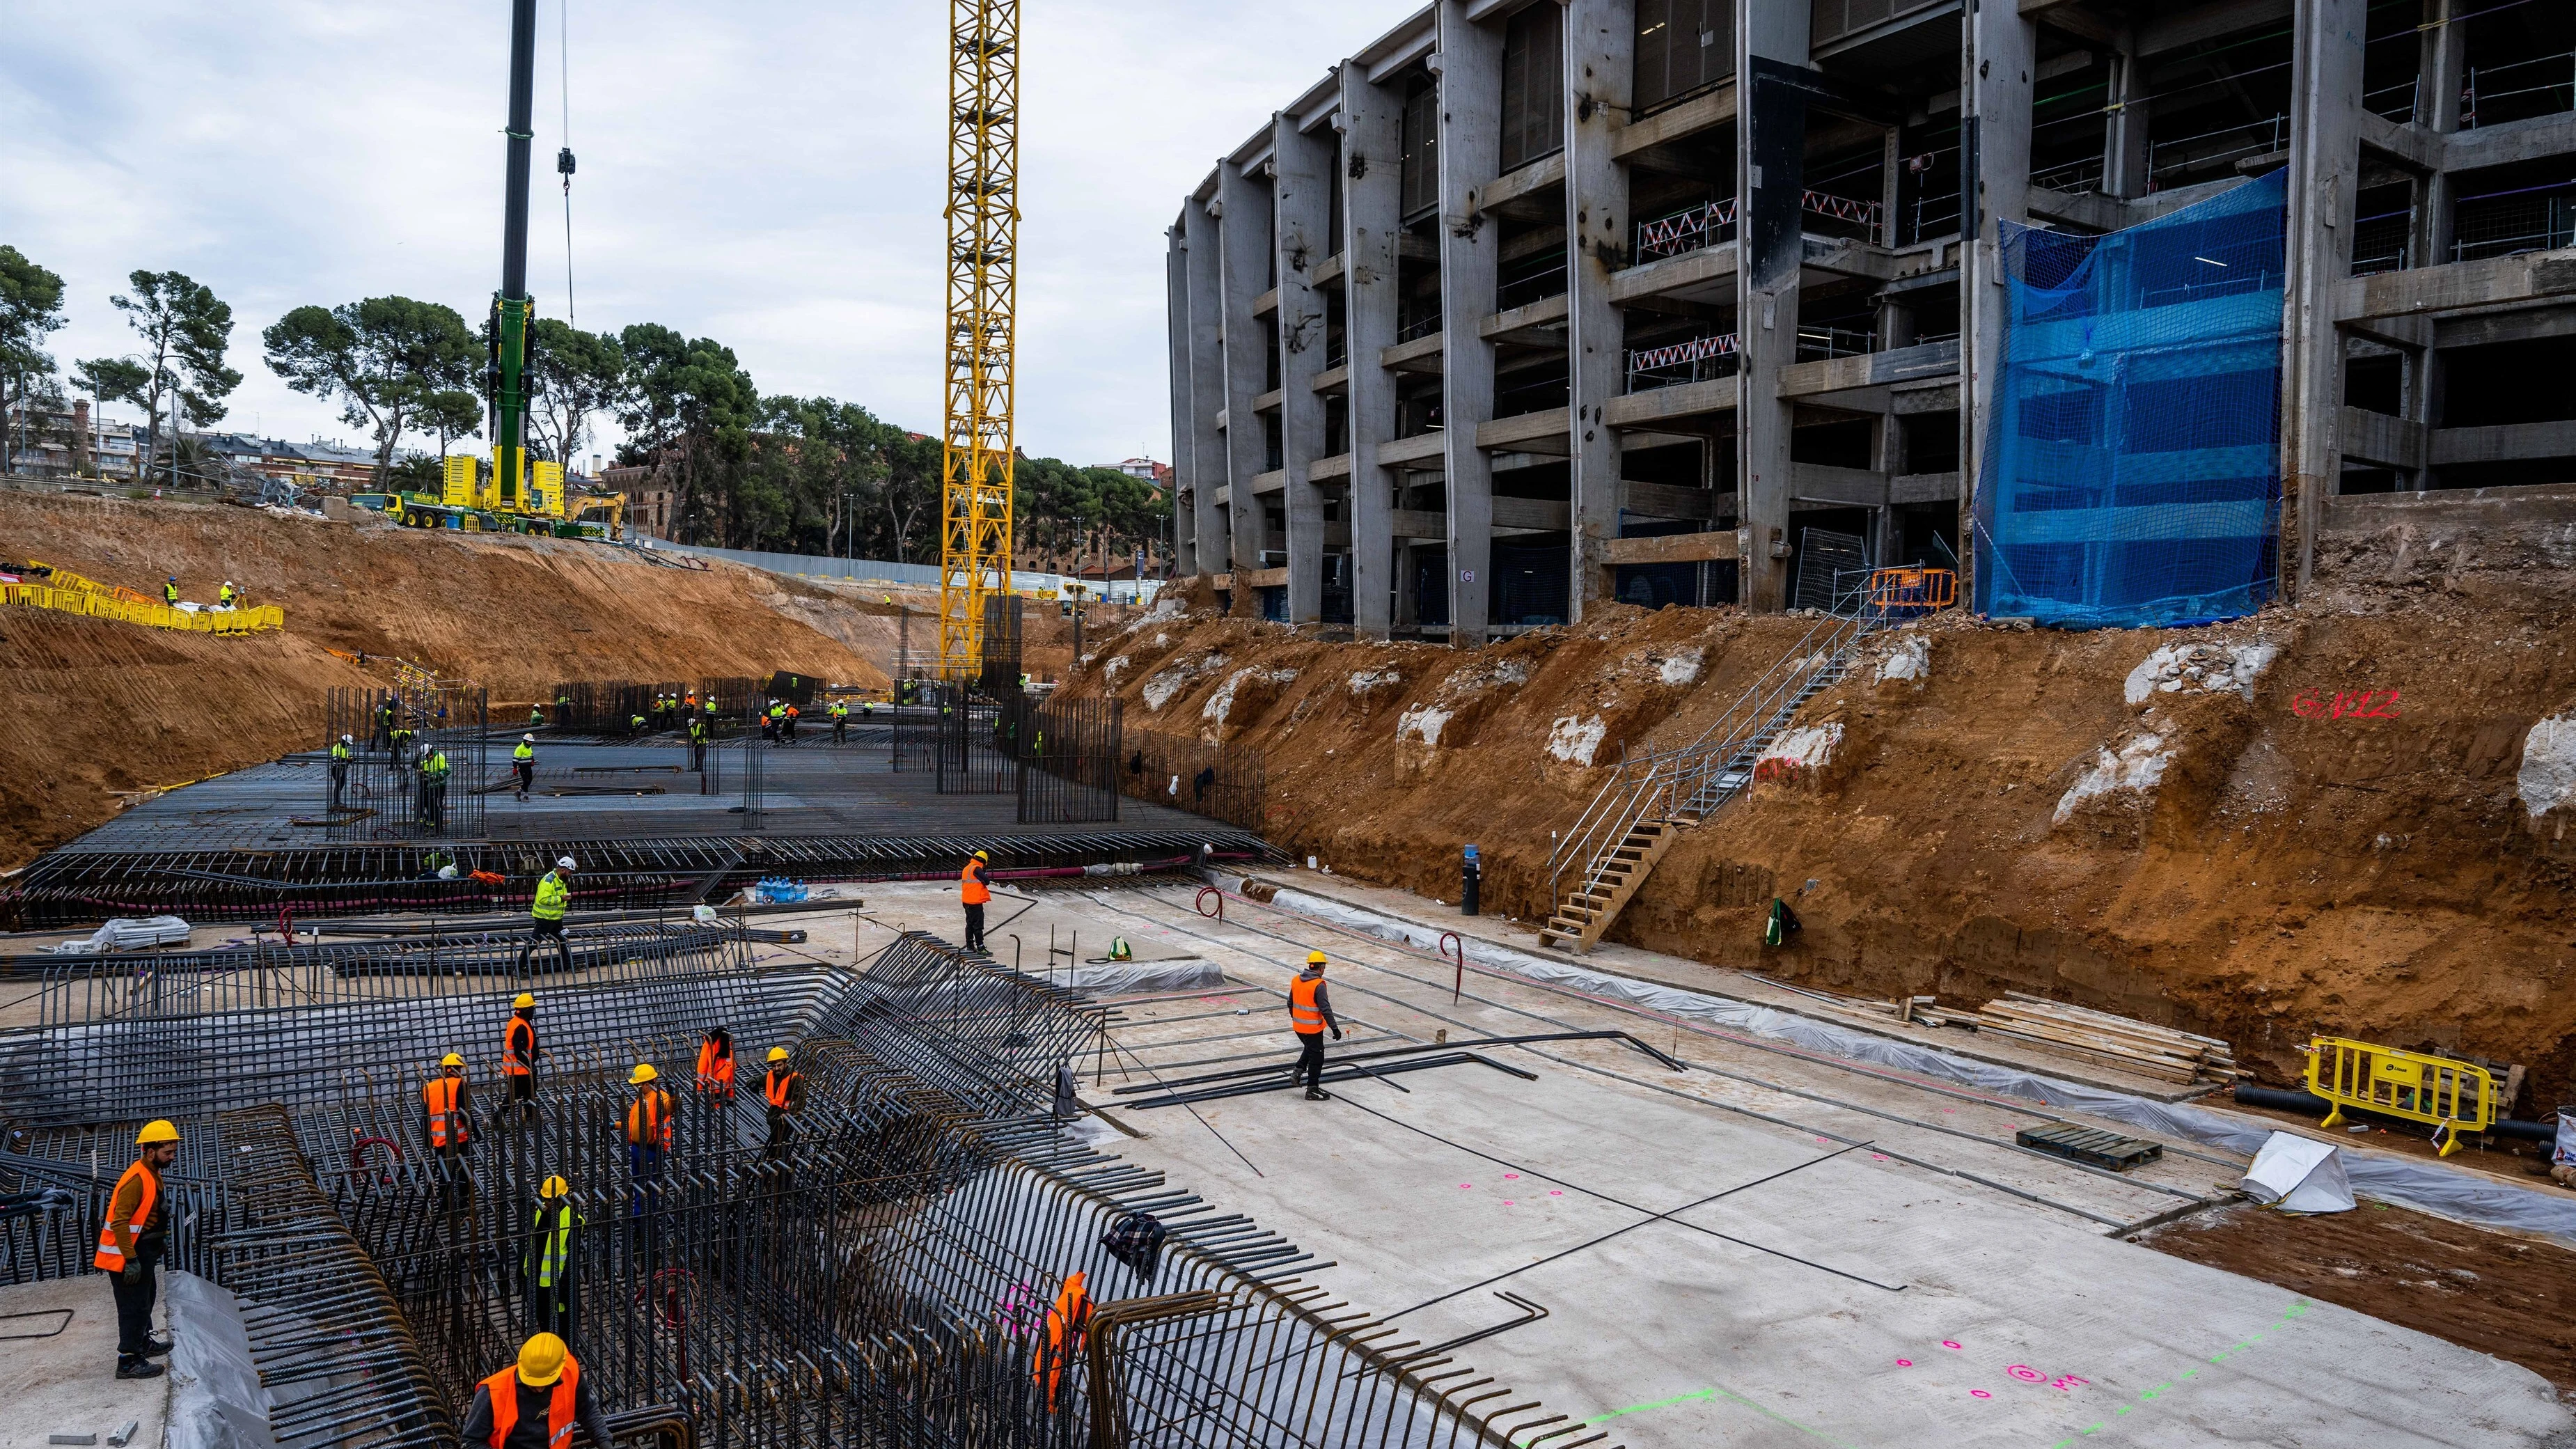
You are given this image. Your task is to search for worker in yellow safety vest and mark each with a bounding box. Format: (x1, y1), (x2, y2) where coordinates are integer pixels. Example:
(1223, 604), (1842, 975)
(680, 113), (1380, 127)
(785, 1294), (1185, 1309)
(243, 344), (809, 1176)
(97, 1120), (180, 1379)
(513, 735), (536, 800)
(329, 734), (352, 808)
(1289, 951), (1344, 1102)
(830, 699), (849, 745)
(959, 849), (991, 953)
(460, 1334), (613, 1449)
(515, 859), (576, 980)
(219, 581), (235, 608)
(523, 1177), (583, 1345)
(163, 577), (179, 606)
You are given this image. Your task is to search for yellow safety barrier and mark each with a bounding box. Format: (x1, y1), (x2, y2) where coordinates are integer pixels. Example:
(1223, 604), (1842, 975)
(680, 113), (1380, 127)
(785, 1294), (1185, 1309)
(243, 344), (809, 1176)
(3, 582), (283, 636)
(2302, 1035), (2497, 1156)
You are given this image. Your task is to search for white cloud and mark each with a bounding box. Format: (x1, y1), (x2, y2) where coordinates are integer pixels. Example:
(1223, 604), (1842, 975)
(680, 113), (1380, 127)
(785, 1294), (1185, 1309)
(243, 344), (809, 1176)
(2, 0), (1408, 466)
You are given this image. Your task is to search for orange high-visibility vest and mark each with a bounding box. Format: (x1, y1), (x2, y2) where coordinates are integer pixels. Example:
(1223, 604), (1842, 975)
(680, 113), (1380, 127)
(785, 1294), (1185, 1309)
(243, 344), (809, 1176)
(1289, 975), (1326, 1033)
(503, 1015), (535, 1076)
(694, 1040), (735, 1095)
(625, 1088), (673, 1149)
(762, 1067), (800, 1110)
(93, 1160), (159, 1272)
(1033, 1270), (1090, 1401)
(959, 861), (990, 905)
(424, 1074), (471, 1148)
(478, 1360), (579, 1449)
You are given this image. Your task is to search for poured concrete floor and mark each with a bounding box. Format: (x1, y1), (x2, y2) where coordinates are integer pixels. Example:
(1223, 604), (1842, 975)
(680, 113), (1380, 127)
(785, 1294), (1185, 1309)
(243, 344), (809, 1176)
(809, 879), (2576, 1448)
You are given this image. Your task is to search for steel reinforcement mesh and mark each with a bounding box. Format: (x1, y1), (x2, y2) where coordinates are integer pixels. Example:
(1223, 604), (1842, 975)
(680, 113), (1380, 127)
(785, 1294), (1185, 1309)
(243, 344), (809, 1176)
(1974, 167), (2288, 629)
(0, 932), (1596, 1449)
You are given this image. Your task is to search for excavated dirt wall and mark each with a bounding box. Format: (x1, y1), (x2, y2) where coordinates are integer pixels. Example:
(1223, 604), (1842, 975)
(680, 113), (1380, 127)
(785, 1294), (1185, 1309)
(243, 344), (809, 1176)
(1062, 540), (2576, 1108)
(0, 492), (887, 868)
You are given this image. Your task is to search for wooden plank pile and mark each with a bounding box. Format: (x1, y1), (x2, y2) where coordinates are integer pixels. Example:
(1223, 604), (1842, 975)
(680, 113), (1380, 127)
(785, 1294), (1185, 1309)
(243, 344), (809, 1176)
(1970, 992), (2242, 1086)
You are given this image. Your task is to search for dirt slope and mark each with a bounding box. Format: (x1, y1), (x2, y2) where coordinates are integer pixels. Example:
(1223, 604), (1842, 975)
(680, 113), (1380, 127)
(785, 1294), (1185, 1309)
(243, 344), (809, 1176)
(1061, 563), (2576, 1109)
(0, 492), (886, 867)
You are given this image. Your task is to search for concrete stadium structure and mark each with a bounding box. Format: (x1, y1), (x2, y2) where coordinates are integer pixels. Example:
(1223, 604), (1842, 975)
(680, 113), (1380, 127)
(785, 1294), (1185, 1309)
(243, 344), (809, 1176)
(1163, 0), (2576, 636)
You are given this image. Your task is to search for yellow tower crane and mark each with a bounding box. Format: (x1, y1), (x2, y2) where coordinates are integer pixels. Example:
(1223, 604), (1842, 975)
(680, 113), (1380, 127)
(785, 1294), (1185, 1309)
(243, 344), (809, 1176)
(938, 0), (1019, 682)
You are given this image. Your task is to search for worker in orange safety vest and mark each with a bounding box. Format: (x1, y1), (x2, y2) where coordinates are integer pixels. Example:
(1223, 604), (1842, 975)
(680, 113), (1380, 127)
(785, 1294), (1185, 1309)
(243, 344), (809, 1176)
(498, 992), (540, 1128)
(960, 849), (991, 953)
(1032, 1269), (1092, 1409)
(459, 1333), (614, 1449)
(693, 1026), (737, 1101)
(1289, 950), (1344, 1101)
(97, 1119), (180, 1379)
(423, 1052), (476, 1209)
(760, 1047), (805, 1159)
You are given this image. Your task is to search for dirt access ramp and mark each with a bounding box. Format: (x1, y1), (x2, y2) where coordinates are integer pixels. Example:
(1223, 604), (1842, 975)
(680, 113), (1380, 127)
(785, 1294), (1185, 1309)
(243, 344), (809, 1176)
(1059, 554), (2576, 1109)
(0, 491), (886, 869)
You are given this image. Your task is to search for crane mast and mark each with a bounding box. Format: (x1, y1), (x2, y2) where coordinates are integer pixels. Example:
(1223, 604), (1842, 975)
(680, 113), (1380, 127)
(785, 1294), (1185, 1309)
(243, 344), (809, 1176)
(937, 0), (1019, 682)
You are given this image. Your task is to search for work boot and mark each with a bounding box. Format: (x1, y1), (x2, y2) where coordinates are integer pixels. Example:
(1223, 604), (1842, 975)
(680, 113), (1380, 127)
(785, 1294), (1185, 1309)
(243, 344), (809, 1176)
(1305, 1088), (1330, 1102)
(116, 1358), (165, 1380)
(141, 1337), (174, 1358)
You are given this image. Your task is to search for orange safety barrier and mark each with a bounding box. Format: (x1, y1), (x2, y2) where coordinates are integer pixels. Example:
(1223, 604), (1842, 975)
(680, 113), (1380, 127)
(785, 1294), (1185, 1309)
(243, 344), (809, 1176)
(1867, 566), (1956, 614)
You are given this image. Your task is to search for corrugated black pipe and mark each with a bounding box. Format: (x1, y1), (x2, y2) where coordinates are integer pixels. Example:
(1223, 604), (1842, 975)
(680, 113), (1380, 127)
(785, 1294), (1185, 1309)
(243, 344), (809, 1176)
(2233, 1085), (2559, 1143)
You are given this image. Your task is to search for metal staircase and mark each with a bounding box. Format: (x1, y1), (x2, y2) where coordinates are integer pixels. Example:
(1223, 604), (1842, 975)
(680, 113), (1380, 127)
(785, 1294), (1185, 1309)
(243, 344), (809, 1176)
(1539, 608), (1879, 953)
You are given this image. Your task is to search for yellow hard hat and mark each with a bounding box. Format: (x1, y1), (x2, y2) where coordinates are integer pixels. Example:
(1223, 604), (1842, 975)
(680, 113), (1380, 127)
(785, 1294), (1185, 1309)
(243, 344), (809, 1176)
(767, 1047), (790, 1063)
(540, 1175), (569, 1199)
(629, 1063), (658, 1085)
(973, 849), (989, 861)
(136, 1120), (180, 1145)
(1306, 950), (1328, 966)
(440, 1052), (464, 1068)
(513, 992), (535, 1009)
(517, 1332), (570, 1386)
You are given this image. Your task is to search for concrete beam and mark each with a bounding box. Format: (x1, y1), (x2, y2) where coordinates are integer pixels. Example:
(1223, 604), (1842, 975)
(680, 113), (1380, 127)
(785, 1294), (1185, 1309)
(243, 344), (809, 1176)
(1438, 0), (1506, 641)
(1611, 80), (1737, 162)
(1621, 478), (1724, 519)
(1378, 432), (1450, 466)
(1481, 150), (1568, 210)
(1778, 339), (1961, 398)
(2435, 307), (2576, 350)
(2430, 419), (2576, 467)
(1791, 462), (1890, 505)
(1603, 376), (1739, 428)
(2340, 406), (2424, 471)
(1493, 495), (1573, 530)
(1390, 508), (1449, 538)
(1381, 331), (1448, 372)
(2334, 248), (2576, 321)
(1608, 242), (1740, 306)
(1479, 293), (1572, 342)
(1310, 451), (1355, 481)
(1892, 469), (1961, 503)
(1476, 407), (1573, 452)
(2447, 112), (2576, 173)
(1603, 529), (1740, 564)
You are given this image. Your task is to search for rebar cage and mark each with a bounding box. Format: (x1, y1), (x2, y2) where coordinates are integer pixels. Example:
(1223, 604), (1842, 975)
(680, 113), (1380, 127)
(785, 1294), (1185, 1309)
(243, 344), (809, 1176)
(0, 930), (1592, 1449)
(325, 687), (492, 844)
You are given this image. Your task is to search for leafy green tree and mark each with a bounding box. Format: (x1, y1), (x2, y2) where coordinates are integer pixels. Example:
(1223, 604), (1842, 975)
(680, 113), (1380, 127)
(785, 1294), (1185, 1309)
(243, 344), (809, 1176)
(86, 271), (242, 471)
(615, 324), (757, 544)
(262, 297), (478, 487)
(0, 246), (69, 473)
(527, 318), (625, 467)
(417, 388), (484, 461)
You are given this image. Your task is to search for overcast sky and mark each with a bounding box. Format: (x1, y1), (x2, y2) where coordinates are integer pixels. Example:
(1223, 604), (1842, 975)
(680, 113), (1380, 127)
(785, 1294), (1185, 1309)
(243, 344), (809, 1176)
(4, 0), (1407, 467)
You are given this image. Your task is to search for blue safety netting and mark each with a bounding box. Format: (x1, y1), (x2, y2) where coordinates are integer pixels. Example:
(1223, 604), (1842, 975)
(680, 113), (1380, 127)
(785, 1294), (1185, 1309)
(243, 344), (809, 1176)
(1974, 169), (2288, 629)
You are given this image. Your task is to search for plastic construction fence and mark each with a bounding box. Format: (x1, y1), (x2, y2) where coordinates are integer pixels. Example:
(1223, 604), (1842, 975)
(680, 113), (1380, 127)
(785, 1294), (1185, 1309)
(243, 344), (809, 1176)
(1974, 168), (2288, 630)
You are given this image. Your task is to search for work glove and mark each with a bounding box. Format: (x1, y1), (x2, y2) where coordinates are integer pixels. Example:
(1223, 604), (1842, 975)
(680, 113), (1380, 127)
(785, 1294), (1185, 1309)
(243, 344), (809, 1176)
(1331, 1028), (1344, 1042)
(119, 1259), (146, 1285)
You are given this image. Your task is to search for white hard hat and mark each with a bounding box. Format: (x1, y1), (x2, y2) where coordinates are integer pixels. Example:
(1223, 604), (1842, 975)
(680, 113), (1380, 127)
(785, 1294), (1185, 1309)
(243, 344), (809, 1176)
(341, 733), (352, 743)
(556, 856), (576, 870)
(523, 733), (535, 741)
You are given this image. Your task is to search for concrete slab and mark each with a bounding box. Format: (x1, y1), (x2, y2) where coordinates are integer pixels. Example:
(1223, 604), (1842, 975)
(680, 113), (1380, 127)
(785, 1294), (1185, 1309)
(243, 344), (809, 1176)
(831, 881), (2576, 1446)
(0, 1276), (169, 1449)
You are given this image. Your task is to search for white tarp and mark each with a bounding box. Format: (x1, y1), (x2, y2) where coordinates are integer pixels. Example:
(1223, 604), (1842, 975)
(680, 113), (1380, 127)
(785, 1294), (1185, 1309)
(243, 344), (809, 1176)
(1261, 883), (2576, 1248)
(2239, 1131), (2356, 1214)
(45, 916), (191, 954)
(166, 1270), (281, 1449)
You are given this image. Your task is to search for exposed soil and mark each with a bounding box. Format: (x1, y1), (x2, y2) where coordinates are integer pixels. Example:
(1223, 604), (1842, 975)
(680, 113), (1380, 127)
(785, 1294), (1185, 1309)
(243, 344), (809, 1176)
(1058, 543), (2576, 1108)
(0, 492), (888, 868)
(2137, 1200), (2576, 1396)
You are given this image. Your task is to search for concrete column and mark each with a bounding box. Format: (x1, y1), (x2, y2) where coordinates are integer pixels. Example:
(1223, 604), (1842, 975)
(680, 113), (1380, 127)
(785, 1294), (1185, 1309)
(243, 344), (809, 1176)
(2280, 0), (2367, 596)
(1340, 61), (1406, 639)
(1275, 114), (1335, 625)
(1565, 0), (1634, 622)
(1181, 197), (1230, 574)
(1163, 223), (1198, 577)
(2103, 45), (2151, 199)
(1216, 159), (1273, 578)
(2418, 0), (2467, 265)
(1437, 0), (1505, 641)
(1734, 1), (1814, 611)
(1958, 0), (2035, 609)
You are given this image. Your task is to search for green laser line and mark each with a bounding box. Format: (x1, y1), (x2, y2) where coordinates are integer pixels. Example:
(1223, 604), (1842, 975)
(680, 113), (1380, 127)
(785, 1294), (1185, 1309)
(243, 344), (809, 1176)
(1582, 1380), (1861, 1448)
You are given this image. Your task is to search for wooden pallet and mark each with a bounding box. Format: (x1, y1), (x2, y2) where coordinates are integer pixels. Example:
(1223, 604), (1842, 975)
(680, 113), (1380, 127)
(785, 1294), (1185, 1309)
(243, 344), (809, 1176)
(2016, 1122), (2165, 1172)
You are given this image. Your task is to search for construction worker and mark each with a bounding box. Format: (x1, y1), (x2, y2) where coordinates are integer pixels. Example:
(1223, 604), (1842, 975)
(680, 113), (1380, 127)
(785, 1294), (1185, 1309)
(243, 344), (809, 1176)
(1032, 1269), (1091, 1409)
(375, 698), (396, 750)
(423, 1053), (474, 1210)
(1289, 950), (1344, 1102)
(686, 712), (708, 772)
(623, 1064), (675, 1251)
(97, 1120), (179, 1379)
(418, 744), (451, 829)
(693, 1026), (736, 1101)
(498, 992), (540, 1125)
(218, 580), (235, 608)
(760, 1047), (804, 1159)
(830, 698), (849, 745)
(959, 849), (992, 953)
(684, 687), (699, 713)
(513, 734), (537, 801)
(162, 576), (179, 606)
(553, 691), (571, 728)
(783, 701), (800, 742)
(527, 701), (545, 728)
(329, 734), (352, 808)
(628, 711), (646, 737)
(458, 1333), (613, 1449)
(515, 859), (576, 979)
(523, 1177), (583, 1346)
(760, 700), (778, 744)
